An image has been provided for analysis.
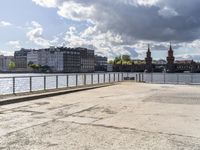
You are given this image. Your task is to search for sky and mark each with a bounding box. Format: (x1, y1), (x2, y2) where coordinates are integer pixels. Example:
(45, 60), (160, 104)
(1, 0), (200, 60)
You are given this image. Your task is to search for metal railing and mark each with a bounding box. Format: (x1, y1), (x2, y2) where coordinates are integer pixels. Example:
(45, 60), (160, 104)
(143, 73), (200, 85)
(0, 72), (127, 95)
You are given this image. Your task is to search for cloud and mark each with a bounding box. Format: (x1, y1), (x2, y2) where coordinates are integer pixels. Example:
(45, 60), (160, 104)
(32, 0), (200, 59)
(0, 21), (12, 27)
(26, 21), (58, 47)
(32, 0), (57, 8)
(6, 41), (21, 49)
(158, 6), (179, 18)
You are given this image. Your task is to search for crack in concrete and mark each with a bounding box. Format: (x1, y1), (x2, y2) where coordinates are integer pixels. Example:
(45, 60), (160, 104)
(0, 105), (98, 137)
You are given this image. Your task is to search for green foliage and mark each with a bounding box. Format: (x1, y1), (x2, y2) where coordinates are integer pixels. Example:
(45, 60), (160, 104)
(29, 64), (41, 70)
(108, 60), (114, 64)
(122, 55), (131, 62)
(112, 55), (132, 65)
(8, 61), (16, 70)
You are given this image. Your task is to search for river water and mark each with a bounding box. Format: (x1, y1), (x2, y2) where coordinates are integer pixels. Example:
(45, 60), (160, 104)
(0, 73), (124, 95)
(1, 73), (200, 95)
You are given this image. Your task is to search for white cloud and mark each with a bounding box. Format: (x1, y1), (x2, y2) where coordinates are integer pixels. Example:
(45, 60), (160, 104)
(57, 1), (95, 22)
(0, 21), (12, 27)
(64, 26), (138, 59)
(158, 6), (179, 18)
(26, 21), (51, 47)
(32, 0), (57, 8)
(6, 41), (21, 49)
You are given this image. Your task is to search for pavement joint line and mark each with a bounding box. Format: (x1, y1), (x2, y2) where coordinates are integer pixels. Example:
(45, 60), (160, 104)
(59, 121), (200, 140)
(0, 83), (116, 106)
(0, 104), (99, 137)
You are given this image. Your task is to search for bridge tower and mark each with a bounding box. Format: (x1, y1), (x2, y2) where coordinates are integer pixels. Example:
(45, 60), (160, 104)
(166, 43), (175, 72)
(145, 44), (153, 72)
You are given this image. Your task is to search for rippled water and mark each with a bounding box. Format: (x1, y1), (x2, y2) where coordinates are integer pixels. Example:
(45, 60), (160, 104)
(0, 73), (125, 95)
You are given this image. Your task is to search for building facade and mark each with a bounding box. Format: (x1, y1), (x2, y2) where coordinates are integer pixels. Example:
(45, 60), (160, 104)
(0, 55), (14, 71)
(166, 44), (175, 72)
(14, 48), (31, 70)
(78, 48), (95, 73)
(95, 55), (108, 72)
(145, 44), (153, 72)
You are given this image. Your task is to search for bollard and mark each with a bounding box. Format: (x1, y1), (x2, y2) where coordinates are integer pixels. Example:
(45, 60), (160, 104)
(109, 74), (111, 83)
(104, 74), (106, 83)
(98, 74), (100, 84)
(66, 75), (69, 87)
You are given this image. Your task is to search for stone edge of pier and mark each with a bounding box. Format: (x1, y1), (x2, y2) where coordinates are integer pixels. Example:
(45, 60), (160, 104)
(0, 83), (116, 106)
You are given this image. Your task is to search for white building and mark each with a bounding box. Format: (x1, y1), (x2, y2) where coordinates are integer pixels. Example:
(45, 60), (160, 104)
(0, 55), (14, 71)
(27, 50), (39, 65)
(46, 48), (64, 72)
(27, 48), (64, 72)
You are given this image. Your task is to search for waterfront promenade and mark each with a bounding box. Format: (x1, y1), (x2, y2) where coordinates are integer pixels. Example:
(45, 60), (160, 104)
(1, 82), (200, 149)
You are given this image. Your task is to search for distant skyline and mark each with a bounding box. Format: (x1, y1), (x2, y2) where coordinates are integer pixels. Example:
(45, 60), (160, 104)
(1, 0), (200, 60)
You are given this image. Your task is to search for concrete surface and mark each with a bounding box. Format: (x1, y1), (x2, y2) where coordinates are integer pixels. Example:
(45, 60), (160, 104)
(1, 82), (200, 149)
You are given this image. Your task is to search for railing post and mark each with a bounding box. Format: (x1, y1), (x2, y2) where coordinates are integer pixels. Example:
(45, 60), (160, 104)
(151, 73), (153, 83)
(177, 74), (179, 84)
(84, 74), (86, 85)
(91, 74), (93, 85)
(136, 74), (138, 82)
(164, 73), (166, 84)
(44, 76), (46, 90)
(142, 73), (144, 82)
(76, 74), (78, 87)
(13, 77), (15, 94)
(191, 73), (193, 84)
(56, 75), (58, 89)
(139, 74), (141, 82)
(30, 76), (32, 92)
(66, 75), (69, 87)
(117, 72), (119, 82)
(98, 73), (100, 84)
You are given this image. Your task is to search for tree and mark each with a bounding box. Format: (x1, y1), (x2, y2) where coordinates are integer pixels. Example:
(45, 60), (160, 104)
(28, 61), (34, 66)
(108, 60), (114, 64)
(122, 55), (131, 62)
(8, 61), (16, 70)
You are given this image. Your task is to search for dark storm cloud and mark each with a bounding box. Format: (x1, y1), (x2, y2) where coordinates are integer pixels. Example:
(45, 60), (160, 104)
(60, 0), (200, 43)
(33, 0), (200, 44)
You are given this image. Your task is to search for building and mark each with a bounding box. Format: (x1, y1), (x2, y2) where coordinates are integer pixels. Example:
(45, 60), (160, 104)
(27, 50), (39, 65)
(14, 48), (31, 71)
(145, 44), (153, 72)
(107, 64), (113, 72)
(78, 48), (95, 73)
(166, 44), (175, 72)
(62, 47), (81, 73)
(95, 55), (108, 72)
(0, 55), (14, 71)
(155, 59), (167, 65)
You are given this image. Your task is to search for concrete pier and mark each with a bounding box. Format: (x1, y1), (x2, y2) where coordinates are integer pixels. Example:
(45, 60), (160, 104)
(1, 82), (200, 149)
